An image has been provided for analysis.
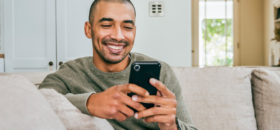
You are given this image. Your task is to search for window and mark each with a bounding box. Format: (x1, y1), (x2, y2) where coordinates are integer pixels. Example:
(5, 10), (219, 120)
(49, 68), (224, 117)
(195, 0), (234, 66)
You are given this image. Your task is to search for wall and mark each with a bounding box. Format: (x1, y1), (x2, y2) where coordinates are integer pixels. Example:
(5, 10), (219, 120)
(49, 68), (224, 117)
(0, 0), (4, 72)
(238, 0), (264, 66)
(1, 0), (192, 72)
(264, 0), (275, 66)
(0, 58), (3, 72)
(238, 0), (265, 66)
(131, 0), (192, 67)
(0, 0), (3, 52)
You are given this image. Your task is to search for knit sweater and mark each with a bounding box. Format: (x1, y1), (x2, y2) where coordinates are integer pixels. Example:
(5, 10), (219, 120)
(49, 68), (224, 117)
(39, 52), (197, 130)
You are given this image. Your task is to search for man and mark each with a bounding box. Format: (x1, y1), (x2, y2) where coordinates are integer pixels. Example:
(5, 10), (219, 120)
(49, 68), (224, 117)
(39, 0), (197, 130)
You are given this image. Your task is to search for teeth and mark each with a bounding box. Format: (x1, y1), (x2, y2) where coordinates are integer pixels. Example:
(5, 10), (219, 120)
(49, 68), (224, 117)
(108, 45), (122, 50)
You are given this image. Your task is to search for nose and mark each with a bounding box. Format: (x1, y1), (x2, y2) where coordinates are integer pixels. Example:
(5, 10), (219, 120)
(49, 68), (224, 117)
(111, 26), (125, 41)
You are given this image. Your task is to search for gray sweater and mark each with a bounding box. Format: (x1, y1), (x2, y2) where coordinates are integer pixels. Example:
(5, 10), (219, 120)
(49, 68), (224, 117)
(39, 52), (197, 130)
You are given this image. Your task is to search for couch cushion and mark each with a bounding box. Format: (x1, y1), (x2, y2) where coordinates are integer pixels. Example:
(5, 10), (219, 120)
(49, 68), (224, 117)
(39, 89), (114, 130)
(14, 71), (53, 87)
(172, 67), (257, 130)
(251, 68), (280, 130)
(0, 74), (65, 130)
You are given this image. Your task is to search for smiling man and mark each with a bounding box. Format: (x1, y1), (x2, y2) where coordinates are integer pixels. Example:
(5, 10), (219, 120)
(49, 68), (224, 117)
(39, 0), (197, 130)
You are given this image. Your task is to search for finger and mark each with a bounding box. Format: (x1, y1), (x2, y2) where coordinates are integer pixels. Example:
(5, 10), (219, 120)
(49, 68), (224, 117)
(150, 78), (175, 98)
(157, 91), (162, 96)
(135, 107), (176, 119)
(144, 114), (176, 124)
(120, 93), (146, 112)
(155, 92), (162, 107)
(132, 95), (177, 107)
(119, 84), (149, 97)
(114, 112), (128, 121)
(117, 103), (135, 117)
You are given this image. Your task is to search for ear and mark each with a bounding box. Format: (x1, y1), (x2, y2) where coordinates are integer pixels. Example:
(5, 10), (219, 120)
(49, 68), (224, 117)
(84, 21), (92, 39)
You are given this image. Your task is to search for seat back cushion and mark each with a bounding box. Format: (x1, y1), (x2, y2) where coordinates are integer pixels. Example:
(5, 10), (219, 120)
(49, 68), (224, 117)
(172, 67), (257, 130)
(39, 88), (114, 130)
(0, 74), (65, 130)
(251, 68), (280, 130)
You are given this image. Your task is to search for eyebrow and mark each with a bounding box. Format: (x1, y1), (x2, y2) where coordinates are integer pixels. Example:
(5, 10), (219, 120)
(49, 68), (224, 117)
(99, 17), (113, 23)
(124, 20), (135, 25)
(98, 17), (135, 25)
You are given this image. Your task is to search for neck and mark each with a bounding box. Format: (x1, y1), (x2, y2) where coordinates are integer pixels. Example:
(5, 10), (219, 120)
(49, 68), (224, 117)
(93, 52), (130, 72)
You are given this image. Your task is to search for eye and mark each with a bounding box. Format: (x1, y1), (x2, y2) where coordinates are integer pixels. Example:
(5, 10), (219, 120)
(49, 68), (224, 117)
(124, 26), (134, 30)
(101, 25), (112, 28)
(123, 24), (135, 30)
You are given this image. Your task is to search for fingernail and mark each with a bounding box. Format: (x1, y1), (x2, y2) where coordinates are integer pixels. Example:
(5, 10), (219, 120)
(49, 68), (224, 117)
(134, 113), (138, 119)
(132, 95), (138, 101)
(145, 92), (149, 96)
(150, 78), (157, 84)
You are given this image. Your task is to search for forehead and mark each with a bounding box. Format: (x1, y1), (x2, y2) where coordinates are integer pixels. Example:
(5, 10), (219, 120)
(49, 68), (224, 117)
(93, 1), (135, 23)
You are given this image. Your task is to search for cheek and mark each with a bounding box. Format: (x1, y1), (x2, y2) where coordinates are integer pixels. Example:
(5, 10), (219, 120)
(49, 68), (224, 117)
(99, 30), (111, 37)
(125, 32), (136, 43)
(93, 28), (111, 41)
(93, 34), (105, 44)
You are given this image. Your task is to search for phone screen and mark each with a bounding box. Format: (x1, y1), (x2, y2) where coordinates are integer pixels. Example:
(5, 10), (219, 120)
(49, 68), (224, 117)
(128, 61), (161, 110)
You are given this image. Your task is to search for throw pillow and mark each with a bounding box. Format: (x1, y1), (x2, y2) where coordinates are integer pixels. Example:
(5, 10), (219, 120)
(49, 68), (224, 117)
(39, 88), (114, 130)
(0, 74), (65, 130)
(251, 69), (280, 130)
(172, 67), (257, 130)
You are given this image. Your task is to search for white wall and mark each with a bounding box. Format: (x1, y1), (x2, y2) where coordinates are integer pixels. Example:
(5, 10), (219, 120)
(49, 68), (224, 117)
(0, 0), (4, 72)
(0, 0), (192, 69)
(0, 59), (3, 72)
(131, 0), (192, 67)
(0, 0), (3, 51)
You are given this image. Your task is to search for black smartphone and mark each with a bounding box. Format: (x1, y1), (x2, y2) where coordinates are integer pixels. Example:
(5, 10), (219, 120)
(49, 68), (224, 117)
(128, 61), (161, 111)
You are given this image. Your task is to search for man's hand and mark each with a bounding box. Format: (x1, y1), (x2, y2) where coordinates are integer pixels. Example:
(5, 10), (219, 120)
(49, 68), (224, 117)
(86, 84), (149, 121)
(133, 78), (178, 130)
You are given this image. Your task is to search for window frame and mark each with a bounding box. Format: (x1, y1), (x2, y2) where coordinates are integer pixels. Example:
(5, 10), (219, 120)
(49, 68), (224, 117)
(192, 0), (240, 66)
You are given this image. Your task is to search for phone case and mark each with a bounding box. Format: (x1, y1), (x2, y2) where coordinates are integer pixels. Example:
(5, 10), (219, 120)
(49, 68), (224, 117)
(128, 61), (161, 110)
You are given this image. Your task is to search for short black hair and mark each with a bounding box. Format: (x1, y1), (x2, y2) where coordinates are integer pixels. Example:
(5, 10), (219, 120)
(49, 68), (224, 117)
(88, 0), (136, 24)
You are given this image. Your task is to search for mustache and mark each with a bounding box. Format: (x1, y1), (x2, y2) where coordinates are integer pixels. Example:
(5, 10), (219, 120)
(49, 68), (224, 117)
(102, 38), (129, 46)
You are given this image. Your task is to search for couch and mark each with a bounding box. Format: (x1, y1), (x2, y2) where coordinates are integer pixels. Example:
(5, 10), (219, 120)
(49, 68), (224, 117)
(0, 67), (279, 130)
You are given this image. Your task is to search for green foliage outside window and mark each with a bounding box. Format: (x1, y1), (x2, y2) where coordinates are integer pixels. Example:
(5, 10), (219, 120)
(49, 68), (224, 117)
(202, 19), (233, 66)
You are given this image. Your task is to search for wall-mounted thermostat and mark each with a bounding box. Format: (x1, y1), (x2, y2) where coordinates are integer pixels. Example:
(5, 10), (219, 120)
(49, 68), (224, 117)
(149, 1), (165, 17)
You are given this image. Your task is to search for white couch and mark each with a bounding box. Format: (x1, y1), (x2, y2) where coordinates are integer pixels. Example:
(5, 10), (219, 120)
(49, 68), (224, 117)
(0, 67), (280, 130)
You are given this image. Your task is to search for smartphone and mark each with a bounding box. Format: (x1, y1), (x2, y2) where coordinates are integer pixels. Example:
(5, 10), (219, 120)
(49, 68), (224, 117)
(128, 61), (161, 111)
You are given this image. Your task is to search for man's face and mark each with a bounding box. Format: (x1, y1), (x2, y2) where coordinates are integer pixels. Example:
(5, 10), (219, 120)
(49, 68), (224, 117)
(88, 1), (136, 64)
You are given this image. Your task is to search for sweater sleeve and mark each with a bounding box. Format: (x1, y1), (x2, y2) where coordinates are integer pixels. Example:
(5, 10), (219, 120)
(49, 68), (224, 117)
(65, 92), (95, 114)
(39, 72), (95, 115)
(161, 63), (197, 130)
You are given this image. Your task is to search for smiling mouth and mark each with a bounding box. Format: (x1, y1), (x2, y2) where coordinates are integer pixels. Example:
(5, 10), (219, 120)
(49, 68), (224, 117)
(107, 45), (123, 50)
(105, 43), (127, 54)
(101, 38), (129, 54)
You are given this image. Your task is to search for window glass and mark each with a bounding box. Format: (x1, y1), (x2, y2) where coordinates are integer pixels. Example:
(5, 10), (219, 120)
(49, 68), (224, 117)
(199, 0), (233, 66)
